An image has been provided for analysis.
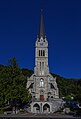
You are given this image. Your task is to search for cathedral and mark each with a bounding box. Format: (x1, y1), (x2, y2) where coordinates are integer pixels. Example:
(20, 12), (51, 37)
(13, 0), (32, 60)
(27, 13), (63, 113)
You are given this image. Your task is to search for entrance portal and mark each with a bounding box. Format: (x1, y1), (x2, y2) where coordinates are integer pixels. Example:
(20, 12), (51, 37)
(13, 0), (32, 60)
(40, 95), (44, 101)
(33, 103), (40, 113)
(43, 103), (50, 113)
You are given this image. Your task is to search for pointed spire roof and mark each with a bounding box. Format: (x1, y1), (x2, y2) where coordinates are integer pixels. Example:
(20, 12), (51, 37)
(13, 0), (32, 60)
(38, 10), (45, 39)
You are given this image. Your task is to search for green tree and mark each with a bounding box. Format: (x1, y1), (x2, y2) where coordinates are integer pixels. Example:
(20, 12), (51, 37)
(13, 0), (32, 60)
(0, 58), (31, 112)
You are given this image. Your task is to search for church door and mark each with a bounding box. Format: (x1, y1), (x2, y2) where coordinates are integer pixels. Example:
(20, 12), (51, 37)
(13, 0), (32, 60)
(40, 95), (44, 101)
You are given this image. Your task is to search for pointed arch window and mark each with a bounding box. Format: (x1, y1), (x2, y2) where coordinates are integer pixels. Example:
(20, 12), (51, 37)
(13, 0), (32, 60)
(42, 62), (44, 75)
(39, 50), (40, 56)
(39, 50), (45, 56)
(40, 62), (41, 75)
(40, 78), (44, 87)
(41, 50), (42, 56)
(43, 50), (45, 56)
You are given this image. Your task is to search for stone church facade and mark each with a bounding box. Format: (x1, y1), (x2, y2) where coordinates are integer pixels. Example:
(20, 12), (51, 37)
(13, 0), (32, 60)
(27, 13), (63, 113)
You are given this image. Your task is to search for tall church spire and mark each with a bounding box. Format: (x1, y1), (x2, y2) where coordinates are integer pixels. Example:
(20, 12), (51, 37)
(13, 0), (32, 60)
(38, 10), (45, 39)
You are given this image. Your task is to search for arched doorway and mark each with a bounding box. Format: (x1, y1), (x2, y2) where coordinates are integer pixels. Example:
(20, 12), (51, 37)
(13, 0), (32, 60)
(33, 103), (40, 113)
(43, 104), (50, 113)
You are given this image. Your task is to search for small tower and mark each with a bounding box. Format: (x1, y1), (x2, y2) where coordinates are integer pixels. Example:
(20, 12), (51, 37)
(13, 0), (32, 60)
(27, 12), (62, 113)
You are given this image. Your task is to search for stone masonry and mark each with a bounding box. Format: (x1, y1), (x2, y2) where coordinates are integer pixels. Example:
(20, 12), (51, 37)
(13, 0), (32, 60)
(27, 13), (63, 113)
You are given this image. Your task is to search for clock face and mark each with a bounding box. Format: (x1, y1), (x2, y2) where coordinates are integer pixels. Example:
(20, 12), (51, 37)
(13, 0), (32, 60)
(40, 42), (44, 46)
(38, 42), (44, 47)
(37, 37), (45, 47)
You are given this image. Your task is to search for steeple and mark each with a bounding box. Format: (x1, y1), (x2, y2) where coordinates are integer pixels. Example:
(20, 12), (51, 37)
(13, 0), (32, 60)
(38, 10), (45, 39)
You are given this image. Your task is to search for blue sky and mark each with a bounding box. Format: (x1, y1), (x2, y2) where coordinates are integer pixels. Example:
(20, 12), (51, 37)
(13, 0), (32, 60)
(0, 0), (81, 78)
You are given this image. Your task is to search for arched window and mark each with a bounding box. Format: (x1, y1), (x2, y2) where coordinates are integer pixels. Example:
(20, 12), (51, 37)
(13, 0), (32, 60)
(39, 50), (40, 56)
(43, 50), (45, 56)
(42, 62), (44, 75)
(41, 50), (42, 56)
(40, 79), (44, 87)
(40, 50), (45, 56)
(40, 62), (41, 75)
(40, 90), (44, 95)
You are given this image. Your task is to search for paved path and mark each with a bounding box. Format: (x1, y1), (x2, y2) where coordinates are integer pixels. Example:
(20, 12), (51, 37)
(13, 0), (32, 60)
(0, 113), (80, 119)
